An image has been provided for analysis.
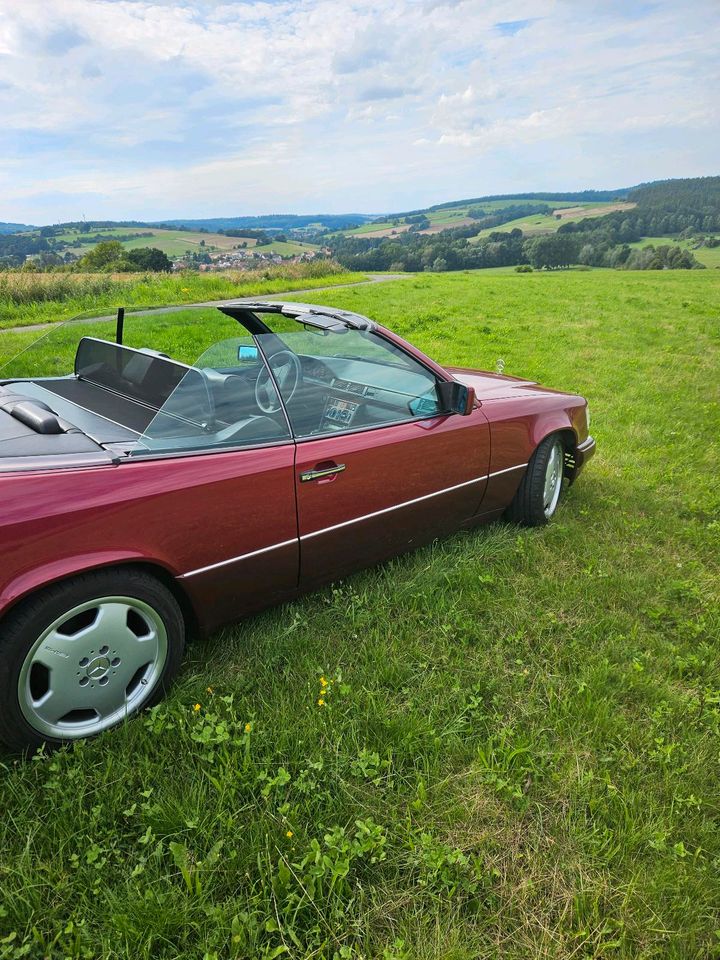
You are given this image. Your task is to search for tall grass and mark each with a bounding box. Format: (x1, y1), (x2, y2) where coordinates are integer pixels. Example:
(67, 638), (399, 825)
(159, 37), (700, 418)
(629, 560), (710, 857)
(0, 262), (362, 329)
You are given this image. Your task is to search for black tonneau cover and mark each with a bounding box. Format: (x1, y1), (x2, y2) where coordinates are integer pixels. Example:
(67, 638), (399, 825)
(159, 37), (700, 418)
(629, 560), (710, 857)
(0, 384), (113, 470)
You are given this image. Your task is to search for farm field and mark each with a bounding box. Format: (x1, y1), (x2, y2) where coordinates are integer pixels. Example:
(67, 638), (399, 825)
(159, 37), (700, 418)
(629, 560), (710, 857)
(629, 236), (720, 269)
(55, 226), (259, 257)
(1, 270), (719, 958)
(471, 202), (636, 241)
(337, 200), (625, 238)
(35, 226), (320, 259)
(262, 239), (321, 256)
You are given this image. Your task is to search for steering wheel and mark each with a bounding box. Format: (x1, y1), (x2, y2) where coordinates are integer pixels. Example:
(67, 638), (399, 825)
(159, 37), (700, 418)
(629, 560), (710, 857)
(255, 349), (302, 413)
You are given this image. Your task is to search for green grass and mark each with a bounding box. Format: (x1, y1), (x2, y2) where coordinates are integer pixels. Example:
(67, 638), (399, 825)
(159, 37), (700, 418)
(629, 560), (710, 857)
(262, 240), (320, 256)
(472, 211), (563, 238)
(0, 264), (366, 330)
(1, 270), (719, 958)
(629, 237), (720, 269)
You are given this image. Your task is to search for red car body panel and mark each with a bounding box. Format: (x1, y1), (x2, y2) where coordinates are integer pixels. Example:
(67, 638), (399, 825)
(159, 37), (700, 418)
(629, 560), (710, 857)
(0, 444), (299, 634)
(295, 410), (490, 590)
(0, 310), (595, 637)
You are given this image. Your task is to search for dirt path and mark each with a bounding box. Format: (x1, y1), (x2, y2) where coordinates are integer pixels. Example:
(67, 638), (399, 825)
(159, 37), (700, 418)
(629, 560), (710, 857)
(0, 273), (409, 336)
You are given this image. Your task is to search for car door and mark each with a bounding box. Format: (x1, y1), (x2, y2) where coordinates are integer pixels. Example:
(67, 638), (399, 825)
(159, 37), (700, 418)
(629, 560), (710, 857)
(258, 327), (491, 590)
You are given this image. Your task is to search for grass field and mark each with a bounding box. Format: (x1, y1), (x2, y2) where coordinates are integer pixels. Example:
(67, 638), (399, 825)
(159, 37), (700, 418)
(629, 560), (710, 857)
(0, 263), (365, 330)
(629, 237), (720, 269)
(471, 203), (636, 241)
(1, 270), (719, 958)
(262, 239), (321, 256)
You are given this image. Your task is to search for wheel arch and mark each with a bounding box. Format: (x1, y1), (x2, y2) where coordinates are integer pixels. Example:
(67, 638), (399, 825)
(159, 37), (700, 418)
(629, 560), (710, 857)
(529, 417), (579, 482)
(0, 556), (200, 640)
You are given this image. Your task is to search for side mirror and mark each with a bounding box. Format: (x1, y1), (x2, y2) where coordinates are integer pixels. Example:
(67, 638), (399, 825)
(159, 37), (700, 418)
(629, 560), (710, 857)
(438, 380), (476, 416)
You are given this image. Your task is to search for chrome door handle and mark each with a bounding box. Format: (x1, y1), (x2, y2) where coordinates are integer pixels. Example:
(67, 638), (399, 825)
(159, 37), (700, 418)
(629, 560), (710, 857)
(300, 463), (346, 482)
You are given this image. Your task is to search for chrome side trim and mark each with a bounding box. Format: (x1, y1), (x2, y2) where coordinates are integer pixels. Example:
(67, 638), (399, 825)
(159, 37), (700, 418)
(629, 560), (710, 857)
(177, 463), (529, 577)
(488, 462), (528, 478)
(179, 538), (297, 579)
(300, 473), (487, 541)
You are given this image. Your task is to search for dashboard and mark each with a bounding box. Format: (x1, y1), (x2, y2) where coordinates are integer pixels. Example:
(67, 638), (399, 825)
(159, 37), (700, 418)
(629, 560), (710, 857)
(298, 353), (442, 432)
(323, 395), (360, 428)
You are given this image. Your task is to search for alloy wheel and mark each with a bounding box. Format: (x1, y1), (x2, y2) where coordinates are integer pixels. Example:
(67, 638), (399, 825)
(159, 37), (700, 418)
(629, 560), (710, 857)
(17, 596), (168, 740)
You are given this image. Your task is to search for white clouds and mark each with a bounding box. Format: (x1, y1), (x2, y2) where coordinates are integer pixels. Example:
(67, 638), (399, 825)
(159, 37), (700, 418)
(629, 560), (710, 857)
(0, 0), (717, 221)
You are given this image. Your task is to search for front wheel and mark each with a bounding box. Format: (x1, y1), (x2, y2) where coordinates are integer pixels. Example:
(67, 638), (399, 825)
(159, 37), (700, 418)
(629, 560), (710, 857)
(505, 434), (566, 526)
(0, 568), (185, 753)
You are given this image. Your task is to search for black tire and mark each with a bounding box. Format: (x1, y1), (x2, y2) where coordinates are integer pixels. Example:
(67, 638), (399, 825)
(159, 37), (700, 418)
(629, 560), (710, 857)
(0, 568), (185, 753)
(505, 434), (566, 527)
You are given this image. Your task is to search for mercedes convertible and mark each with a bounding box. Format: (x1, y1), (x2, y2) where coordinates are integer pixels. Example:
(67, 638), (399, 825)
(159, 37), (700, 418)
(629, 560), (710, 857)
(0, 301), (594, 750)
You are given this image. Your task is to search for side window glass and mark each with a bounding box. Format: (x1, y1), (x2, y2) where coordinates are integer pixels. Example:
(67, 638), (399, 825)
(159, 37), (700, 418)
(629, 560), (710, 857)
(255, 329), (442, 439)
(132, 337), (291, 455)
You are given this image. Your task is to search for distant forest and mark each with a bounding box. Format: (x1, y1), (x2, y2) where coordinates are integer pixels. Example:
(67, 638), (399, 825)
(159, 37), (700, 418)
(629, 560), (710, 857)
(328, 177), (720, 272)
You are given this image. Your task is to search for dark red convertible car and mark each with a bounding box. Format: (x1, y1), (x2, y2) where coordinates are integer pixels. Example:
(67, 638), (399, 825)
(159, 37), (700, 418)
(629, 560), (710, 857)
(0, 301), (594, 750)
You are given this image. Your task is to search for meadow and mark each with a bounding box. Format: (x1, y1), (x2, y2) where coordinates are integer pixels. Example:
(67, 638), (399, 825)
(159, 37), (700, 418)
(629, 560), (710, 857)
(337, 200), (625, 238)
(0, 262), (364, 331)
(0, 269), (719, 959)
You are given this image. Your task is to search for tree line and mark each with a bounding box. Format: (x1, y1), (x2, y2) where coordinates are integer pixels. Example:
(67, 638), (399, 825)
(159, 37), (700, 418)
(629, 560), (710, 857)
(0, 239), (173, 273)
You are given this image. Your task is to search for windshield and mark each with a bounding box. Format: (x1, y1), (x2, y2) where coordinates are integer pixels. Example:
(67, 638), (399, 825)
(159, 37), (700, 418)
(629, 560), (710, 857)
(131, 326), (442, 454)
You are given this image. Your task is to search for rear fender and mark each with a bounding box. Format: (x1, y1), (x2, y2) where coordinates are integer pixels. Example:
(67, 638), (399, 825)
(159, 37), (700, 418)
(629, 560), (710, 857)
(0, 551), (195, 627)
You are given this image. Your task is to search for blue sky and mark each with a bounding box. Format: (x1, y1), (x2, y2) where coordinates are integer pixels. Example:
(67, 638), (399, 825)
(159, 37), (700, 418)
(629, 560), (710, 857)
(0, 0), (718, 224)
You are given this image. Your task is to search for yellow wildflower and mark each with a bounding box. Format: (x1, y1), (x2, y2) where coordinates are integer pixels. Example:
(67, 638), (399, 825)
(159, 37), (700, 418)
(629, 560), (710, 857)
(193, 703), (201, 712)
(206, 686), (214, 694)
(181, 287), (190, 292)
(244, 722), (252, 733)
(317, 698), (325, 707)
(286, 830), (293, 838)
(320, 676), (328, 687)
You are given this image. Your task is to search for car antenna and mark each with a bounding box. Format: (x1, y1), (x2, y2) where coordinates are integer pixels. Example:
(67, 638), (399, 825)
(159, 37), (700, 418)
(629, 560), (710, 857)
(116, 307), (125, 345)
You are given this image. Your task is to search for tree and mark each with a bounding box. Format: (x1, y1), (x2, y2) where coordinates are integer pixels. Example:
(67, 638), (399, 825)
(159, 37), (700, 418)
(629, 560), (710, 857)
(79, 240), (125, 270)
(124, 247), (172, 272)
(523, 234), (579, 270)
(578, 243), (595, 265)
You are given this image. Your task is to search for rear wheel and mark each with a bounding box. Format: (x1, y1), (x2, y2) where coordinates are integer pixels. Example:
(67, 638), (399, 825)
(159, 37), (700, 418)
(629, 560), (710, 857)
(0, 569), (185, 753)
(505, 434), (566, 526)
